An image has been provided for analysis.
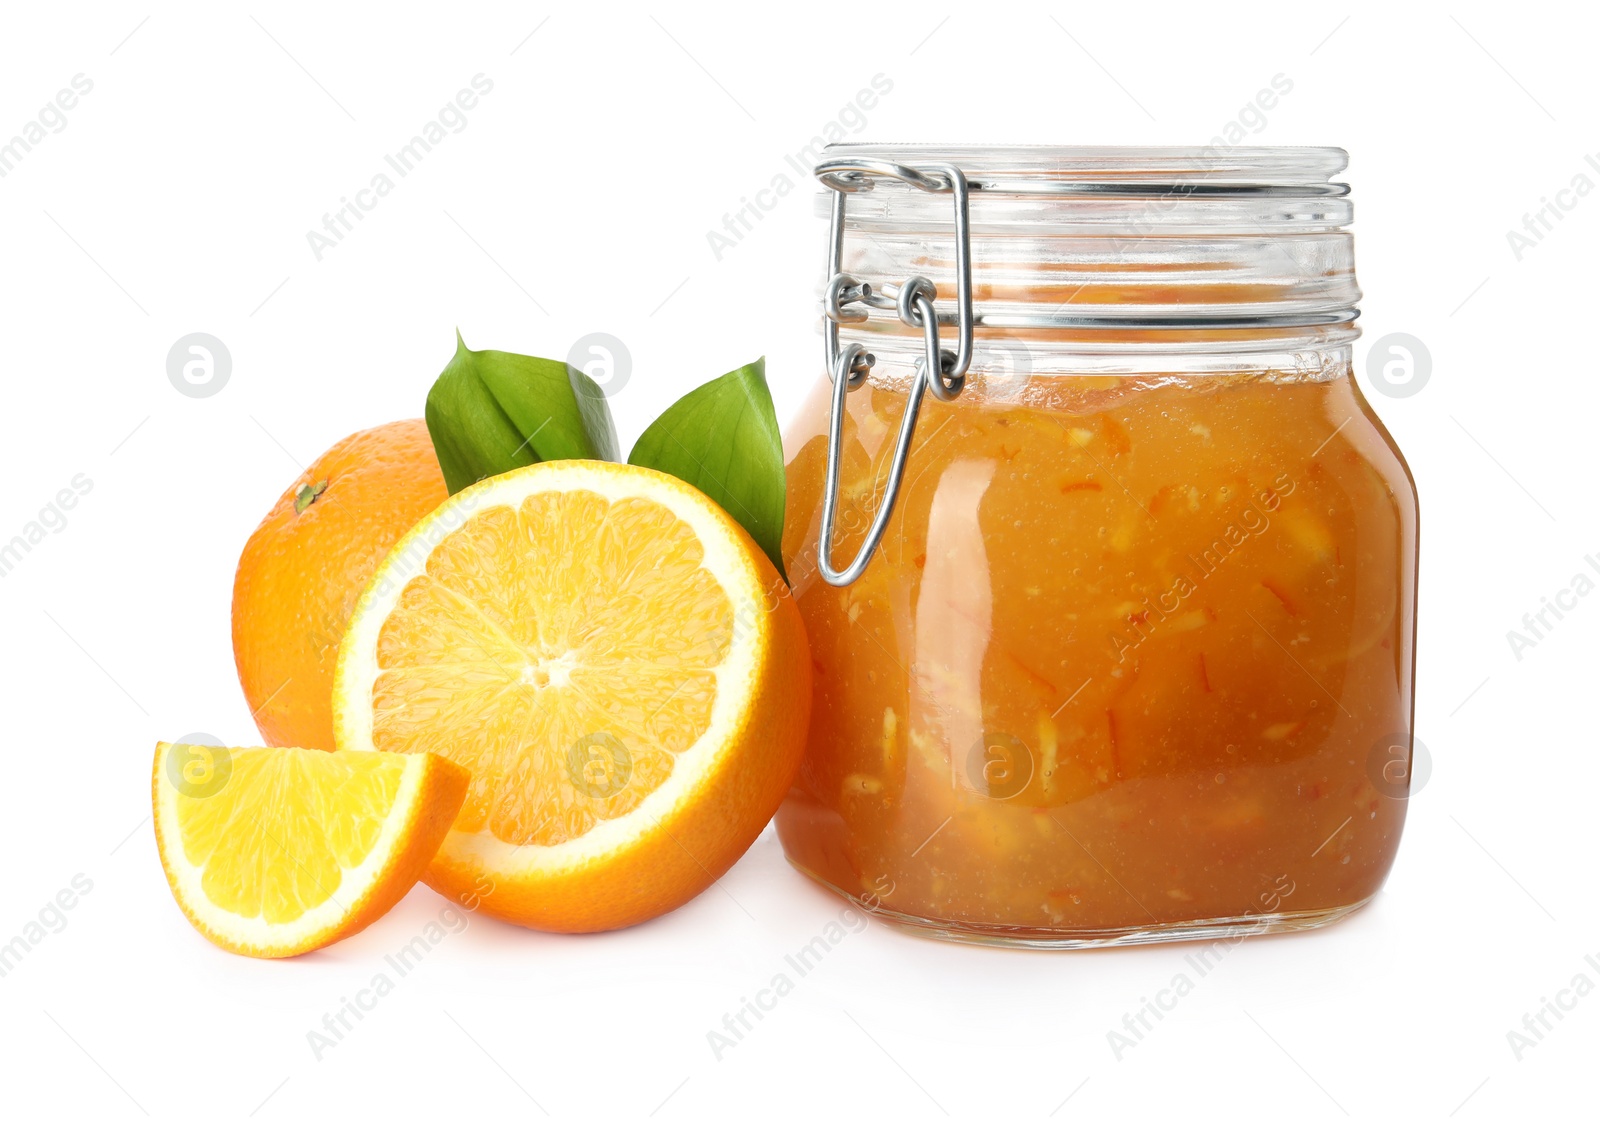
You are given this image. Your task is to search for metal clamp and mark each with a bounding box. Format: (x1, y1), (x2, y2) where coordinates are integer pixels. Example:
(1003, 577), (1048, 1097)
(815, 157), (973, 587)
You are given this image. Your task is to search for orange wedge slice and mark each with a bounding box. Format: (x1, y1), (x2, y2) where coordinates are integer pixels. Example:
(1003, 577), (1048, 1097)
(333, 460), (810, 932)
(152, 741), (467, 957)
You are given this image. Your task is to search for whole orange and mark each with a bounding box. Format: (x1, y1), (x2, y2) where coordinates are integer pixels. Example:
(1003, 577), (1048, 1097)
(232, 419), (447, 750)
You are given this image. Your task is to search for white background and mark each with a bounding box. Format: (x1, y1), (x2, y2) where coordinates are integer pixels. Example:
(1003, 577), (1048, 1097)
(0, 1), (1593, 1127)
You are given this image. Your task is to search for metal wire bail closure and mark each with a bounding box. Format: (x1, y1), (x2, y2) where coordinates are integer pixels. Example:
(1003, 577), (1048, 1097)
(814, 158), (973, 587)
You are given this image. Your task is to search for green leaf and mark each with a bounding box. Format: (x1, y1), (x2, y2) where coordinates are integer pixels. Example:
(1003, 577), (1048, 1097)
(424, 331), (619, 494)
(628, 357), (786, 580)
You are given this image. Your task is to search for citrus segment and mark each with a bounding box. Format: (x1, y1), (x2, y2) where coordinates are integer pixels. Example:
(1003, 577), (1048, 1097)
(372, 489), (731, 845)
(334, 460), (810, 932)
(153, 741), (468, 957)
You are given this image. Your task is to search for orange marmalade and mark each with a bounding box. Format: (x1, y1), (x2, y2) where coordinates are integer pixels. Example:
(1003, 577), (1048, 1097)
(776, 146), (1419, 946)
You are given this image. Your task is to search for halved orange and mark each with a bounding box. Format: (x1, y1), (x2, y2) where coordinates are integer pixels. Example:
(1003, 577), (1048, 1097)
(333, 460), (810, 932)
(152, 741), (468, 957)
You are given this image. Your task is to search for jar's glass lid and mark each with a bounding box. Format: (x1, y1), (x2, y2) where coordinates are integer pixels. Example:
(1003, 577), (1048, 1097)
(816, 144), (1353, 232)
(815, 143), (1361, 353)
(820, 144), (1349, 194)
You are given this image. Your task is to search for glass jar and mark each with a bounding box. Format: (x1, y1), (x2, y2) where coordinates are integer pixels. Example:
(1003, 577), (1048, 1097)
(777, 145), (1419, 948)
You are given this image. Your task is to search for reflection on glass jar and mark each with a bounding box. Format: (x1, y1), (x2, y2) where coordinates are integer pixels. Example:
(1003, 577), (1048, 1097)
(778, 146), (1419, 948)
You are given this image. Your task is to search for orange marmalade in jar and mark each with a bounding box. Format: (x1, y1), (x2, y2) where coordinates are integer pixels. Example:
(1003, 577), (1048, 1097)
(777, 146), (1419, 947)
